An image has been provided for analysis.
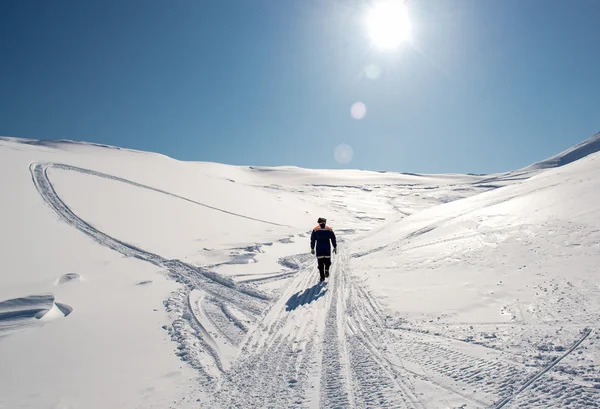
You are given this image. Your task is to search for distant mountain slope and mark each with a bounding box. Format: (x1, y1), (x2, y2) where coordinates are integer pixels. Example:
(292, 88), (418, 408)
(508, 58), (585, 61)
(525, 131), (600, 170)
(470, 131), (600, 187)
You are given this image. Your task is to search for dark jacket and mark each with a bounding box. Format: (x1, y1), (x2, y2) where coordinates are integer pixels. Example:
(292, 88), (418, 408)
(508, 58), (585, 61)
(311, 224), (337, 257)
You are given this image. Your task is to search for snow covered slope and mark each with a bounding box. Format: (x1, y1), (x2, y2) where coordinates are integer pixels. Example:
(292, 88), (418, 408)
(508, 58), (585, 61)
(352, 140), (600, 407)
(0, 135), (598, 409)
(525, 131), (600, 170)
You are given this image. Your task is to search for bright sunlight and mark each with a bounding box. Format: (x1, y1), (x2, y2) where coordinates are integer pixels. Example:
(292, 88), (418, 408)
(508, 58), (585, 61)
(365, 0), (412, 50)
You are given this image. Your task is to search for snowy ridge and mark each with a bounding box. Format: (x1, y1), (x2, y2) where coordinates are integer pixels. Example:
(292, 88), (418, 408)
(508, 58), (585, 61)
(524, 131), (600, 170)
(0, 135), (157, 156)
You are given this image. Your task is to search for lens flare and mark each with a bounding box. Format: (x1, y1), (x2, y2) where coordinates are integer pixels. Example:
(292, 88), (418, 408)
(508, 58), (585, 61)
(334, 144), (354, 164)
(365, 64), (382, 79)
(350, 101), (367, 119)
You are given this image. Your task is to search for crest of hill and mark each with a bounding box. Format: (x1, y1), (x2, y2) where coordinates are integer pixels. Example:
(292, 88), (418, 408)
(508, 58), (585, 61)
(524, 131), (600, 170)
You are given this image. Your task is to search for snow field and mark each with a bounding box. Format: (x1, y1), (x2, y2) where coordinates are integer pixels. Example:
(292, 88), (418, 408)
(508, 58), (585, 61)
(1, 134), (599, 408)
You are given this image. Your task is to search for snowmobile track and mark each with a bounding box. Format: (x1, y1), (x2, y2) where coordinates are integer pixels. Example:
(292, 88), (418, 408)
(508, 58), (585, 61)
(493, 328), (595, 409)
(30, 161), (271, 377)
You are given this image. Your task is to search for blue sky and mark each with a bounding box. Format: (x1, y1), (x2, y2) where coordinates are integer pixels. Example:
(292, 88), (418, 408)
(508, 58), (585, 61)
(1, 0), (598, 174)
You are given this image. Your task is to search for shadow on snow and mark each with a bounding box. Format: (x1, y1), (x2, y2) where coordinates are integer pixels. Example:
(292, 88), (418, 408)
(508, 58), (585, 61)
(285, 282), (328, 312)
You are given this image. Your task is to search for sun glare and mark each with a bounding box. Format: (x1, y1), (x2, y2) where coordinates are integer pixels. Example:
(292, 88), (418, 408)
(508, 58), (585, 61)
(365, 0), (412, 50)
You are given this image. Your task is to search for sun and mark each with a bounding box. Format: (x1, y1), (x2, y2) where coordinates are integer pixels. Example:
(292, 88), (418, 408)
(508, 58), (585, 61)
(365, 0), (412, 50)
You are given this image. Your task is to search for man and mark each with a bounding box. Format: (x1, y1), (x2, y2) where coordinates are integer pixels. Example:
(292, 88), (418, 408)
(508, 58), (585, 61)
(310, 217), (337, 282)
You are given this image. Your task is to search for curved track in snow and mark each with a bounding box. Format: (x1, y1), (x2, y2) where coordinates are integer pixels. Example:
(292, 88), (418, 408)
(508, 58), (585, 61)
(33, 162), (290, 227)
(30, 161), (599, 408)
(30, 161), (272, 377)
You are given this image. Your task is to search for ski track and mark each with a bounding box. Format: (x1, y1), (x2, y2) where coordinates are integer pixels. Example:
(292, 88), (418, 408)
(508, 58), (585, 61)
(29, 161), (599, 408)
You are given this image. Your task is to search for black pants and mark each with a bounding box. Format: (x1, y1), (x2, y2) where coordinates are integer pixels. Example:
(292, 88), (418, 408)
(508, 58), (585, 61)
(317, 258), (331, 280)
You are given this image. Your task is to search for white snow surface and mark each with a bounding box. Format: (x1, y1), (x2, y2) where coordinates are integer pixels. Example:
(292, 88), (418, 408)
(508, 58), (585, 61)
(1, 135), (599, 409)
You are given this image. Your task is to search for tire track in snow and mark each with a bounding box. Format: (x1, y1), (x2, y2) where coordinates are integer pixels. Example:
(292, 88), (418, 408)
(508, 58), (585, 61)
(221, 245), (422, 409)
(493, 328), (596, 409)
(507, 378), (600, 409)
(386, 326), (599, 407)
(338, 256), (589, 408)
(319, 249), (420, 409)
(209, 246), (451, 408)
(345, 283), (425, 409)
(210, 261), (321, 408)
(30, 161), (272, 379)
(391, 332), (534, 403)
(319, 259), (353, 408)
(39, 162), (290, 227)
(209, 250), (358, 409)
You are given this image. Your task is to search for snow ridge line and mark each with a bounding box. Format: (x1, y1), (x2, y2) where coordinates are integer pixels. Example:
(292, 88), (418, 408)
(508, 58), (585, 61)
(29, 161), (272, 376)
(49, 162), (291, 227)
(492, 328), (593, 409)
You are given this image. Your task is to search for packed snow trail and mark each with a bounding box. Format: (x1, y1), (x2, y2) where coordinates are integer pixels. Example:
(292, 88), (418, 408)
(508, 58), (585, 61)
(211, 247), (424, 409)
(29, 161), (600, 408)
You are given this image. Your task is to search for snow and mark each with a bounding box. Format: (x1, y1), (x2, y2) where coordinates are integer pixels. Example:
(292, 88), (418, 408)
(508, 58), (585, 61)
(1, 134), (599, 408)
(523, 131), (600, 170)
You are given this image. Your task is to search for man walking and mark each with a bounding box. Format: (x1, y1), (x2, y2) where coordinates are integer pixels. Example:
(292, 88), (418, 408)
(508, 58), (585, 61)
(310, 217), (337, 282)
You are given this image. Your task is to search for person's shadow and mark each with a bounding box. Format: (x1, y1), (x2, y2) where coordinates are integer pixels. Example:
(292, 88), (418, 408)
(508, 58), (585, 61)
(285, 282), (328, 312)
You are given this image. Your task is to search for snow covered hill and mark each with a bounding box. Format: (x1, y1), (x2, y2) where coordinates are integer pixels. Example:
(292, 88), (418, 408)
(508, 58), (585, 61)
(0, 135), (598, 409)
(525, 131), (600, 170)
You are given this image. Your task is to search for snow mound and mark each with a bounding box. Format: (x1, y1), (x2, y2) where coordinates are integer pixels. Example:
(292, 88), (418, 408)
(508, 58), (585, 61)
(0, 294), (72, 336)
